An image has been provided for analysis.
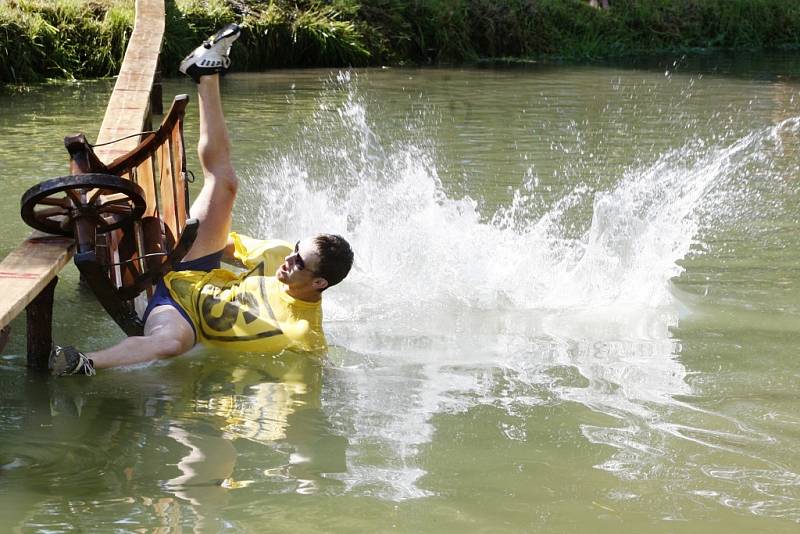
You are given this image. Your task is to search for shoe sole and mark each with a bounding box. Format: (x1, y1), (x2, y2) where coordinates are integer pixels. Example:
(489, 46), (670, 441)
(206, 24), (241, 48)
(179, 24), (241, 80)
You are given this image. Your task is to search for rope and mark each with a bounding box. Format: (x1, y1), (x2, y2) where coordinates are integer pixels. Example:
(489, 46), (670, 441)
(89, 130), (158, 148)
(103, 251), (167, 268)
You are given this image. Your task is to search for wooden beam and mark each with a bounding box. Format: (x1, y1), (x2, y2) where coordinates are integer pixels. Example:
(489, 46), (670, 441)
(0, 325), (9, 353)
(95, 0), (166, 163)
(26, 277), (58, 370)
(0, 233), (75, 330)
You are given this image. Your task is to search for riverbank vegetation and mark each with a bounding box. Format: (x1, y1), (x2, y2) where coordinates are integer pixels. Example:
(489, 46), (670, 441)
(2, 0), (800, 83)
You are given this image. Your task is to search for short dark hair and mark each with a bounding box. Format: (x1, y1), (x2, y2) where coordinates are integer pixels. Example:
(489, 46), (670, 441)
(312, 234), (353, 289)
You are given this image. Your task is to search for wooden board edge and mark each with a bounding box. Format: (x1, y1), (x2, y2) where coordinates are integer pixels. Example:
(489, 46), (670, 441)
(0, 233), (75, 329)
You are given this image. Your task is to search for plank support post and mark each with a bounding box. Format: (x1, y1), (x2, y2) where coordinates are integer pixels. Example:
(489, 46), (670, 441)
(151, 58), (164, 116)
(0, 325), (9, 353)
(25, 277), (57, 370)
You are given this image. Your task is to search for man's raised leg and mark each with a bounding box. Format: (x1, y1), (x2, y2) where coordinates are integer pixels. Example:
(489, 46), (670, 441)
(182, 73), (238, 261)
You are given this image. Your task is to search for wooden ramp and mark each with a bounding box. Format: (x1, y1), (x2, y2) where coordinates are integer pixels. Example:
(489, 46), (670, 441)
(94, 0), (165, 162)
(0, 0), (166, 366)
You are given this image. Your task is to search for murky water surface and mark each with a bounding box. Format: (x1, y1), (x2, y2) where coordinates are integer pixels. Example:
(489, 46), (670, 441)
(1, 55), (799, 531)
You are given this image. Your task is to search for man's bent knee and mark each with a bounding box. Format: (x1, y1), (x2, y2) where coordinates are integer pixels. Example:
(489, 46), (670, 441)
(205, 168), (238, 195)
(155, 336), (192, 359)
(144, 305), (196, 355)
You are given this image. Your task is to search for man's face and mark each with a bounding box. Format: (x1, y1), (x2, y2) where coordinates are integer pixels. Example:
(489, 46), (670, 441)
(276, 237), (327, 291)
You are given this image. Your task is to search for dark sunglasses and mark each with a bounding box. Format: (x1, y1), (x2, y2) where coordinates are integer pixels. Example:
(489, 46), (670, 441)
(293, 240), (315, 273)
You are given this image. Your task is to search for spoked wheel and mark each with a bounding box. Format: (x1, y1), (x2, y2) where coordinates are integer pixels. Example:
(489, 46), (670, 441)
(20, 173), (146, 236)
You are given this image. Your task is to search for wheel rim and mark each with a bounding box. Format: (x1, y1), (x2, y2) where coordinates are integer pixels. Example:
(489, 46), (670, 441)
(20, 173), (146, 236)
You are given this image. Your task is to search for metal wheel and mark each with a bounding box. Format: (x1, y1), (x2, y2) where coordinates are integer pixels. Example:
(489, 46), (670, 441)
(20, 174), (146, 236)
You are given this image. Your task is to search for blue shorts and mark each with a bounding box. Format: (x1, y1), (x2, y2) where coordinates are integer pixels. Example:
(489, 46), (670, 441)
(142, 249), (224, 340)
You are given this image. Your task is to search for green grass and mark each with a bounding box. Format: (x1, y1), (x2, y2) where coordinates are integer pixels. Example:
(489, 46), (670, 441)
(2, 0), (800, 83)
(0, 0), (134, 83)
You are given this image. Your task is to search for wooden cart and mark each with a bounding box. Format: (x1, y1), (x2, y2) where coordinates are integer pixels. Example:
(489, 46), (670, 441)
(19, 96), (198, 336)
(0, 0), (185, 368)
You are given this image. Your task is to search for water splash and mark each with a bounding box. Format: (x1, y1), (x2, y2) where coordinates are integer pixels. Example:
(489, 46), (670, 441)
(239, 75), (800, 505)
(243, 77), (798, 317)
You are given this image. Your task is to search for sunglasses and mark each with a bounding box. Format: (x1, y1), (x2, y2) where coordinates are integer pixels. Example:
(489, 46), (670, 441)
(293, 240), (315, 274)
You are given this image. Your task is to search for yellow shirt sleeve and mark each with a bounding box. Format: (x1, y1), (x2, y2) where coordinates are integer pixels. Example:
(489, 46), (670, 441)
(230, 232), (292, 273)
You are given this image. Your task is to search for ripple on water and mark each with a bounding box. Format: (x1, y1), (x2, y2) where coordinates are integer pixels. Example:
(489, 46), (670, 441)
(1, 437), (112, 494)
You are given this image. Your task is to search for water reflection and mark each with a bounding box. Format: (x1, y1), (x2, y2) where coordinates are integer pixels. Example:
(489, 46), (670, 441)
(0, 350), (349, 529)
(179, 352), (347, 494)
(322, 305), (692, 500)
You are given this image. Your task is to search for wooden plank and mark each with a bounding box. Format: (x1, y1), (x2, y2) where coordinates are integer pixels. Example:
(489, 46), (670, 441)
(171, 124), (188, 231)
(94, 89), (152, 156)
(115, 70), (160, 93)
(136, 156), (158, 217)
(87, 0), (165, 328)
(94, 0), (165, 162)
(158, 140), (179, 243)
(100, 89), (151, 114)
(0, 233), (75, 329)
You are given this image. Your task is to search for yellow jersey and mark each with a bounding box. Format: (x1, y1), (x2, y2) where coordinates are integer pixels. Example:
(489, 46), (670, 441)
(162, 232), (326, 353)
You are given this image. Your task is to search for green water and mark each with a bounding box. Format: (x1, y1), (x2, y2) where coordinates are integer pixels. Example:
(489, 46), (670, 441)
(1, 55), (799, 532)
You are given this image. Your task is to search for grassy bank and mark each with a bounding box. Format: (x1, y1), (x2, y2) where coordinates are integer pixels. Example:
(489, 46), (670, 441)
(0, 0), (133, 82)
(2, 0), (800, 83)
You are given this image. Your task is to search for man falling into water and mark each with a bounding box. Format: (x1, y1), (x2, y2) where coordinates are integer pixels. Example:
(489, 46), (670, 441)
(49, 24), (354, 376)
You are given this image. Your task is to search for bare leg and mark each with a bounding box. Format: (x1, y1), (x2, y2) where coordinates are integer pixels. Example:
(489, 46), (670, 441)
(86, 306), (195, 369)
(183, 73), (238, 261)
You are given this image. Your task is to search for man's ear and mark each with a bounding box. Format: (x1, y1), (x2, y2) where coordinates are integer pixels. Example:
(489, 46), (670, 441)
(312, 277), (329, 291)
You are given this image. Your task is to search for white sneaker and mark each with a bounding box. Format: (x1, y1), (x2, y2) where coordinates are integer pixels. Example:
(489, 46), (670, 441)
(179, 23), (241, 82)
